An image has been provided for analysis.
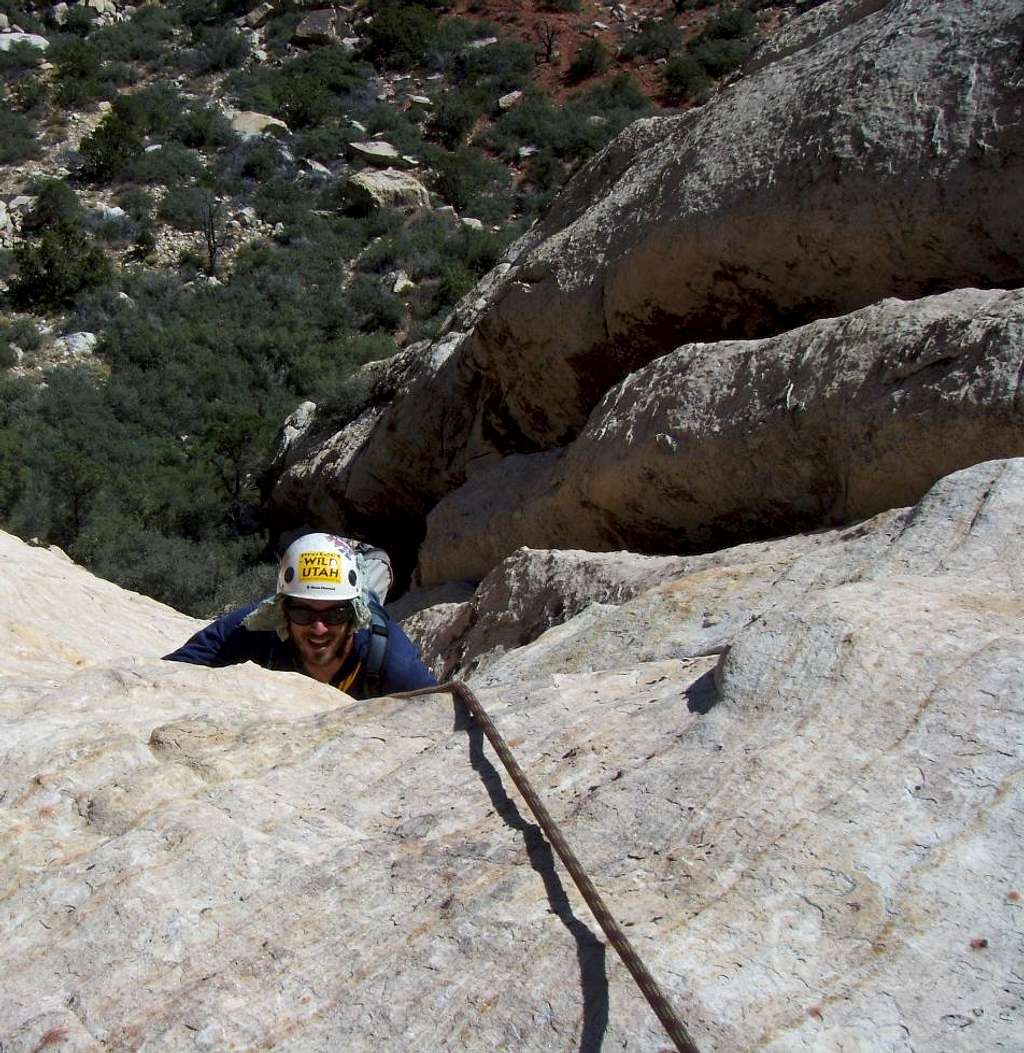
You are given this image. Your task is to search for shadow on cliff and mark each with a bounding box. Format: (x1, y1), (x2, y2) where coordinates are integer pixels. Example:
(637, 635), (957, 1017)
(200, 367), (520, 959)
(453, 700), (609, 1052)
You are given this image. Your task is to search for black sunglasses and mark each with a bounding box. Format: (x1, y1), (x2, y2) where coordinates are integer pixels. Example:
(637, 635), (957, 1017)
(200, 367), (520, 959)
(284, 603), (354, 626)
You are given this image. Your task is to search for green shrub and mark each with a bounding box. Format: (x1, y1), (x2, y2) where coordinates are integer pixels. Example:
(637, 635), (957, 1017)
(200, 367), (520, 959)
(225, 45), (369, 128)
(427, 90), (482, 149)
(6, 317), (41, 352)
(115, 186), (156, 222)
(158, 185), (212, 231)
(265, 11), (302, 55)
(619, 19), (683, 61)
(49, 36), (112, 106)
(690, 36), (751, 76)
(486, 76), (651, 168)
(9, 222), (112, 311)
(0, 39), (44, 76)
(78, 112), (144, 181)
(293, 126), (350, 163)
(663, 51), (712, 100)
(0, 109), (39, 163)
(700, 6), (757, 42)
(568, 39), (609, 83)
(452, 37), (534, 94)
(252, 176), (310, 226)
(86, 212), (137, 248)
(427, 145), (508, 213)
(22, 178), (82, 233)
(541, 0), (579, 10)
(361, 103), (425, 156)
(362, 5), (437, 69)
(62, 4), (98, 37)
(184, 25), (250, 73)
(347, 273), (404, 332)
(7, 73), (49, 114)
(112, 84), (181, 137)
(687, 4), (756, 77)
(173, 103), (235, 150)
(90, 4), (179, 63)
(125, 142), (206, 186)
(0, 331), (15, 370)
(0, 0), (43, 33)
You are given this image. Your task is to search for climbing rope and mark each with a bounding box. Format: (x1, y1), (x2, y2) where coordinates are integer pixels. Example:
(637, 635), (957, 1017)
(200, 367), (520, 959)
(394, 680), (701, 1053)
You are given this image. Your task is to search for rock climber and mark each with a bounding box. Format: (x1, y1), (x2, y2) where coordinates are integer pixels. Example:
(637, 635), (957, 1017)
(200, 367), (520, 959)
(164, 532), (437, 698)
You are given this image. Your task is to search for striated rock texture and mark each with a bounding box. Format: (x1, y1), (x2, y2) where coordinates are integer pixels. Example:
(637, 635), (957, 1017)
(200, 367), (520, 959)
(270, 0), (1024, 574)
(418, 287), (1024, 585)
(3, 459), (1023, 1051)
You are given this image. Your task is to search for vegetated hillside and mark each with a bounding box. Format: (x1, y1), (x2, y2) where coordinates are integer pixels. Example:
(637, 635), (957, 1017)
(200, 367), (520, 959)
(0, 0), (780, 615)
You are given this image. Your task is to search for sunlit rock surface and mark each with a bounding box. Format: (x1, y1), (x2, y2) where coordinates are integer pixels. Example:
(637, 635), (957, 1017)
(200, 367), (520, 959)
(3, 459), (1022, 1051)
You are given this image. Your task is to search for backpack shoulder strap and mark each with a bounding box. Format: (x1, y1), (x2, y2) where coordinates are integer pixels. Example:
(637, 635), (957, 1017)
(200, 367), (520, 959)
(362, 604), (390, 698)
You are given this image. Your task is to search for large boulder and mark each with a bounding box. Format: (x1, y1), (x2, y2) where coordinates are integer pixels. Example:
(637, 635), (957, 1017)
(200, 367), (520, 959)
(461, 0), (1024, 449)
(346, 140), (415, 169)
(417, 287), (1024, 585)
(402, 547), (693, 679)
(346, 167), (431, 213)
(271, 0), (1024, 568)
(293, 8), (346, 46)
(229, 110), (289, 137)
(3, 458), (1023, 1051)
(0, 32), (48, 51)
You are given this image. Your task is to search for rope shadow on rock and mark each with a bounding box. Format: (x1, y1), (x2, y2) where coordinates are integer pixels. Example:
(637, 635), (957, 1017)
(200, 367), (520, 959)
(452, 699), (610, 1053)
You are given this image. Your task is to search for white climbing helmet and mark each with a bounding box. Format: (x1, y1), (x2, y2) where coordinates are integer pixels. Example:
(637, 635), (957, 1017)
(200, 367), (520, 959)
(277, 532), (364, 602)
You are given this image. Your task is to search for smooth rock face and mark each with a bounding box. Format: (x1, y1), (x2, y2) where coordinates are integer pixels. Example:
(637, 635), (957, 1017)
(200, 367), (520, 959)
(418, 288), (1024, 584)
(346, 167), (431, 212)
(0, 530), (198, 679)
(3, 460), (1023, 1051)
(466, 0), (1024, 449)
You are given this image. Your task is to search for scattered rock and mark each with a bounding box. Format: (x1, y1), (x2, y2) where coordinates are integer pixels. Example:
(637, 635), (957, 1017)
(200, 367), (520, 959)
(346, 167), (430, 212)
(346, 139), (403, 168)
(465, 36), (498, 49)
(234, 206), (258, 227)
(0, 32), (48, 51)
(517, 144), (539, 160)
(229, 110), (289, 137)
(392, 270), (415, 295)
(303, 158), (332, 177)
(293, 8), (346, 46)
(53, 331), (98, 360)
(460, 217), (483, 231)
(241, 1), (275, 28)
(91, 203), (125, 220)
(275, 400), (318, 467)
(497, 90), (523, 111)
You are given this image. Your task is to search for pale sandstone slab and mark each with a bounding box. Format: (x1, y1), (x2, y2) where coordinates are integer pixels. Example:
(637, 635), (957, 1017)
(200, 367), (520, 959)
(1, 459), (1023, 1050)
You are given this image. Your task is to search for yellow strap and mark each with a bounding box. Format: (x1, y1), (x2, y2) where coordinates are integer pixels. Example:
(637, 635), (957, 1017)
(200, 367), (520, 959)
(335, 661), (363, 694)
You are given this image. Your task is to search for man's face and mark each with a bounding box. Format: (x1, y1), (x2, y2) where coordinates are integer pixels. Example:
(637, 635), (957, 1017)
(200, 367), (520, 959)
(284, 599), (355, 680)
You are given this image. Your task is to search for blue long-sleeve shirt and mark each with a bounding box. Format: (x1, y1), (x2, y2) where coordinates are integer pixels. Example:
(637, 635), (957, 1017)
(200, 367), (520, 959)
(163, 599), (437, 699)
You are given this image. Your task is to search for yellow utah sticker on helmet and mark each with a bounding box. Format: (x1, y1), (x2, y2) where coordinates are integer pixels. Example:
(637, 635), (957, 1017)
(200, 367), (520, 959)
(298, 551), (342, 582)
